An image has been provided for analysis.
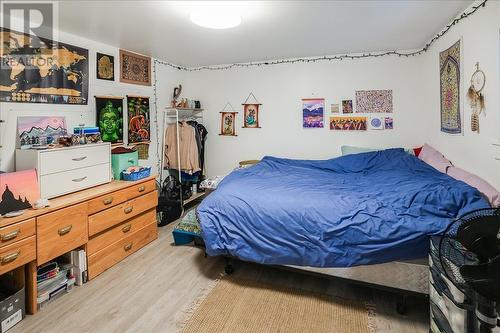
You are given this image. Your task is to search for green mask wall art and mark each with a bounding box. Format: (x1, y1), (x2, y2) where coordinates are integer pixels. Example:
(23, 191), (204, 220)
(95, 96), (124, 143)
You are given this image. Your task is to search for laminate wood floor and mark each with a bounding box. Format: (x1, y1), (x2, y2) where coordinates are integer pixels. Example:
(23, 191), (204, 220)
(13, 223), (429, 333)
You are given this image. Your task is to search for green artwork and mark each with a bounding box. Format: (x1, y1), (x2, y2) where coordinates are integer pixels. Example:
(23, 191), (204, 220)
(95, 97), (124, 143)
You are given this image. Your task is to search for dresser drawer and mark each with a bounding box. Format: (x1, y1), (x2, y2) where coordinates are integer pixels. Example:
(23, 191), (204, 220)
(87, 222), (157, 279)
(39, 144), (110, 175)
(87, 209), (156, 255)
(0, 218), (35, 248)
(40, 163), (111, 199)
(37, 203), (88, 265)
(88, 190), (157, 236)
(0, 236), (36, 275)
(87, 179), (156, 215)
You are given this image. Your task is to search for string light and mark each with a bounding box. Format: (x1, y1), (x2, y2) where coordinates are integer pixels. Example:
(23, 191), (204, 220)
(153, 0), (487, 72)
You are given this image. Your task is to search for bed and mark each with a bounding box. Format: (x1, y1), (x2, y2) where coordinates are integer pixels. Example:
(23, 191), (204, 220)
(196, 148), (489, 301)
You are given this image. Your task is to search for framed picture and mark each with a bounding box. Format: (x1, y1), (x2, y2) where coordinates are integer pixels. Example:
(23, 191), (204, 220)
(119, 49), (151, 86)
(385, 117), (394, 129)
(220, 112), (237, 136)
(0, 169), (40, 215)
(302, 98), (324, 128)
(95, 96), (124, 143)
(243, 104), (261, 128)
(331, 103), (340, 113)
(342, 100), (353, 114)
(18, 116), (67, 148)
(369, 116), (384, 130)
(96, 52), (114, 81)
(127, 96), (150, 143)
(329, 116), (367, 131)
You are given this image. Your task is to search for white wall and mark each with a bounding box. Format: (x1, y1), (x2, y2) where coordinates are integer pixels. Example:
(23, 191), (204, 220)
(186, 56), (427, 176)
(0, 29), (186, 175)
(422, 0), (500, 188)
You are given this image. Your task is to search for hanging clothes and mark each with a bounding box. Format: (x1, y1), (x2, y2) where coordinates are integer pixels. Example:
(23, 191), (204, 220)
(187, 121), (208, 173)
(164, 122), (200, 174)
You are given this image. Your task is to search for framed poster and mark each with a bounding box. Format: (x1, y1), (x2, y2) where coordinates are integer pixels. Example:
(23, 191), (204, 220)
(220, 112), (237, 136)
(95, 96), (124, 143)
(0, 28), (89, 104)
(127, 96), (150, 143)
(119, 49), (151, 86)
(329, 116), (367, 131)
(302, 98), (324, 128)
(96, 52), (114, 81)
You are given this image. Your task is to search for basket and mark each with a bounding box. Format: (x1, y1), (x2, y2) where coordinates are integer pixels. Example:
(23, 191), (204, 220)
(121, 167), (151, 181)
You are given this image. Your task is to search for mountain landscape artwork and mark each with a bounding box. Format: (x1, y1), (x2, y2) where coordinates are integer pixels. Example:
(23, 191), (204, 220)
(18, 116), (67, 148)
(0, 169), (39, 215)
(302, 98), (324, 128)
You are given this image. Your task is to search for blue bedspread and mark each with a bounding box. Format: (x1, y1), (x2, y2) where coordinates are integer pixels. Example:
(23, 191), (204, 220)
(197, 149), (489, 267)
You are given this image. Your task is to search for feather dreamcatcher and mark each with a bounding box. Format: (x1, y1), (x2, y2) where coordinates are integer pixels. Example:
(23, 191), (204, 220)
(467, 62), (485, 133)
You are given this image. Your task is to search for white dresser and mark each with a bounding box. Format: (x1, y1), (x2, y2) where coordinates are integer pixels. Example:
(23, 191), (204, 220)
(16, 143), (112, 199)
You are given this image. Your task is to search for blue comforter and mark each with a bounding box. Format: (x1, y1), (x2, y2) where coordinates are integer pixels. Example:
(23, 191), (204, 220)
(197, 149), (489, 267)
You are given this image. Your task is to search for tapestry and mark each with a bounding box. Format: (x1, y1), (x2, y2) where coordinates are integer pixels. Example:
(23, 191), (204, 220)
(243, 104), (261, 128)
(97, 52), (114, 80)
(329, 116), (367, 131)
(18, 116), (67, 149)
(220, 112), (237, 136)
(95, 96), (124, 143)
(355, 90), (393, 113)
(0, 28), (89, 104)
(127, 96), (150, 143)
(119, 49), (151, 86)
(440, 40), (462, 134)
(0, 170), (39, 215)
(302, 98), (324, 128)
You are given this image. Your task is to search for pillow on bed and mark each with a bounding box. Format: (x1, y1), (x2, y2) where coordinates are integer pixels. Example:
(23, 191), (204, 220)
(447, 166), (499, 207)
(341, 145), (380, 156)
(418, 144), (452, 173)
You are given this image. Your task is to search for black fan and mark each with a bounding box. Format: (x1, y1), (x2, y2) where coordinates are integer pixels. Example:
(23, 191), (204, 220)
(439, 208), (500, 333)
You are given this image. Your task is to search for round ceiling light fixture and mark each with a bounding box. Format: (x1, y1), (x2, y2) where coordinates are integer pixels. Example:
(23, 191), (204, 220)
(190, 7), (241, 29)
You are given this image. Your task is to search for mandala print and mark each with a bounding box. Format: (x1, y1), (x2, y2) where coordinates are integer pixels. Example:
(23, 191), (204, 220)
(355, 90), (393, 113)
(439, 40), (461, 134)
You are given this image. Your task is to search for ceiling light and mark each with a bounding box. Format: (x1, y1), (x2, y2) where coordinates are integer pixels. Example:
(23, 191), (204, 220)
(190, 7), (242, 29)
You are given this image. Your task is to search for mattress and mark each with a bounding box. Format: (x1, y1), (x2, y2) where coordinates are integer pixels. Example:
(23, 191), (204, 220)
(288, 258), (429, 294)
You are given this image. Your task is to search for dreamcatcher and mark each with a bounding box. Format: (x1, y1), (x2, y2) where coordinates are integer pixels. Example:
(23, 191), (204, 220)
(467, 62), (485, 133)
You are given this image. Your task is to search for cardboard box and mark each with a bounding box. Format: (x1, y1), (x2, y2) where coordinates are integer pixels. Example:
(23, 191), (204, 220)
(0, 275), (25, 333)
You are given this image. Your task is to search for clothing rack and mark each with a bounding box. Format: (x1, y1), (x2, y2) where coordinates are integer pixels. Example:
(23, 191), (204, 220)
(160, 107), (205, 207)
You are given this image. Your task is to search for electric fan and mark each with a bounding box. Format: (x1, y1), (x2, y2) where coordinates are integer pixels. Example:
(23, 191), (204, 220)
(439, 208), (500, 333)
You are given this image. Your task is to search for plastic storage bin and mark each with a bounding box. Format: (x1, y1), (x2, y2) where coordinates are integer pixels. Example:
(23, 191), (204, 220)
(121, 167), (151, 181)
(111, 151), (138, 180)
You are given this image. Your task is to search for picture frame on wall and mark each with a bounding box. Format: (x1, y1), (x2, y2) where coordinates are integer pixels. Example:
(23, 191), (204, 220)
(329, 116), (367, 131)
(96, 52), (115, 81)
(302, 98), (324, 128)
(342, 100), (353, 114)
(119, 49), (151, 86)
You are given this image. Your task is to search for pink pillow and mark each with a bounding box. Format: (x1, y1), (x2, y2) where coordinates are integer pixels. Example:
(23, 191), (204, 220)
(418, 144), (453, 173)
(447, 166), (499, 207)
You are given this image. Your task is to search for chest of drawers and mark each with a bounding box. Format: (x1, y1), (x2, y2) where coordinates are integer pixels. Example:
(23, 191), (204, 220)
(16, 143), (112, 199)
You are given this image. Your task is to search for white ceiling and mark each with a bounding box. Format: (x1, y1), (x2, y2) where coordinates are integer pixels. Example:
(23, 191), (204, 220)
(56, 1), (473, 67)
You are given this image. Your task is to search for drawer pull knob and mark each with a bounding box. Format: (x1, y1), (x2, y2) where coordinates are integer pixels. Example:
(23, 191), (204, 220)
(103, 197), (113, 205)
(138, 185), (146, 192)
(0, 251), (20, 265)
(123, 243), (133, 251)
(122, 224), (132, 233)
(0, 229), (20, 241)
(72, 156), (87, 161)
(127, 158), (135, 164)
(58, 225), (73, 236)
(124, 206), (133, 214)
(72, 176), (87, 182)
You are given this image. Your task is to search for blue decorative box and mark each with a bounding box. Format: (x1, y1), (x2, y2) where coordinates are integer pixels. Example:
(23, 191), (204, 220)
(121, 167), (151, 181)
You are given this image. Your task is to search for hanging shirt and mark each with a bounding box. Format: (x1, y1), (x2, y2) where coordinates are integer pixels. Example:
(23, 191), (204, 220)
(164, 122), (201, 173)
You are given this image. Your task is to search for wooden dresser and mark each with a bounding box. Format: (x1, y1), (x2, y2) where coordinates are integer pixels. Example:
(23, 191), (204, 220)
(0, 176), (158, 315)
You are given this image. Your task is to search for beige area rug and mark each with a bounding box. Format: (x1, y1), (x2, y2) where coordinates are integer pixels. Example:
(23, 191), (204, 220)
(181, 277), (376, 333)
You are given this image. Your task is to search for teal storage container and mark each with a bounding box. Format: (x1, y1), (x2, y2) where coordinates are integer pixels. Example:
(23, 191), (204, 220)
(111, 151), (138, 180)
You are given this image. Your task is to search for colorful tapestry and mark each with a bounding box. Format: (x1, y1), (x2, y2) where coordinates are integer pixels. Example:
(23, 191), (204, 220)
(95, 96), (124, 143)
(355, 90), (393, 113)
(0, 28), (89, 104)
(127, 96), (150, 143)
(302, 98), (324, 128)
(119, 50), (151, 86)
(440, 40), (462, 134)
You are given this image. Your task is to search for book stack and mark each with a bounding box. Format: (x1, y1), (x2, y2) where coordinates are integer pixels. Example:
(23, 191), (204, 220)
(37, 262), (75, 308)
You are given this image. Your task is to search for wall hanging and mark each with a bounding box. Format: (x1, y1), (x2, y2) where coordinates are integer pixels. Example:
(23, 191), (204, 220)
(119, 49), (151, 86)
(342, 100), (353, 114)
(95, 96), (124, 144)
(127, 95), (151, 144)
(17, 116), (67, 149)
(329, 116), (367, 131)
(242, 93), (261, 128)
(0, 169), (40, 216)
(302, 98), (324, 128)
(219, 103), (238, 136)
(384, 117), (394, 129)
(467, 62), (485, 133)
(96, 52), (115, 81)
(369, 116), (384, 130)
(331, 104), (340, 113)
(0, 28), (89, 104)
(440, 40), (462, 134)
(355, 90), (393, 113)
